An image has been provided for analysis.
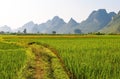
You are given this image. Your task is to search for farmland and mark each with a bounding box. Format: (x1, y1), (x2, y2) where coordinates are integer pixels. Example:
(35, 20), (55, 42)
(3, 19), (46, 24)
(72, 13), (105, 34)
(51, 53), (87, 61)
(1, 35), (120, 79)
(0, 42), (27, 79)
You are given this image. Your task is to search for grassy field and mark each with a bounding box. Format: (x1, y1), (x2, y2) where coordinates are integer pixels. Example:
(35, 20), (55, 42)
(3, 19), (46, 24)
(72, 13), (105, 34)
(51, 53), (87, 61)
(0, 41), (27, 79)
(1, 35), (120, 79)
(0, 35), (69, 79)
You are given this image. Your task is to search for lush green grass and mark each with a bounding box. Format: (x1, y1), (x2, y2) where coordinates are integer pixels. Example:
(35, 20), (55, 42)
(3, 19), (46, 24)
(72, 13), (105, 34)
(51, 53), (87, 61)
(28, 35), (120, 79)
(0, 42), (23, 49)
(0, 41), (28, 79)
(0, 35), (70, 79)
(2, 35), (120, 79)
(30, 45), (69, 79)
(0, 50), (27, 79)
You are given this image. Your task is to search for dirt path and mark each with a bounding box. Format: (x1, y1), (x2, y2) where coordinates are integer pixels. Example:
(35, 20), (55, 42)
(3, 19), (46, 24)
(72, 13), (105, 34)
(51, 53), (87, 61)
(34, 52), (44, 79)
(28, 44), (69, 79)
(31, 45), (44, 79)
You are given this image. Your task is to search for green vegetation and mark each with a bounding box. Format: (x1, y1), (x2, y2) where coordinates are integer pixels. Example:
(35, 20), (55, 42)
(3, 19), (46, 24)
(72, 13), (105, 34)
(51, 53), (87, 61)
(27, 35), (120, 79)
(0, 35), (69, 79)
(0, 42), (27, 79)
(1, 35), (120, 79)
(0, 42), (23, 49)
(29, 44), (69, 79)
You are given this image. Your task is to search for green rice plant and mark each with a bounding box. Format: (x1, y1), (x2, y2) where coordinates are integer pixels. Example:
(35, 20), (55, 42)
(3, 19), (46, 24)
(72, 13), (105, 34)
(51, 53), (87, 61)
(0, 42), (28, 79)
(32, 35), (120, 79)
(0, 49), (27, 79)
(2, 35), (120, 79)
(0, 42), (23, 49)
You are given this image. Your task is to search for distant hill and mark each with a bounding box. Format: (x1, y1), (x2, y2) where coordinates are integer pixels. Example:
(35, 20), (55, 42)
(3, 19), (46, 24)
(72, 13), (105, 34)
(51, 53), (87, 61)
(15, 16), (66, 34)
(77, 9), (116, 33)
(15, 9), (116, 34)
(0, 9), (118, 34)
(0, 25), (12, 33)
(43, 16), (66, 33)
(58, 18), (79, 34)
(16, 21), (38, 33)
(100, 11), (120, 33)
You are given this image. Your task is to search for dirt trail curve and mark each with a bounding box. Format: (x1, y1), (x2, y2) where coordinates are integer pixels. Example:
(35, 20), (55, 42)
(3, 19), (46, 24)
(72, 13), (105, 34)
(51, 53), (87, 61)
(29, 44), (69, 79)
(33, 47), (44, 79)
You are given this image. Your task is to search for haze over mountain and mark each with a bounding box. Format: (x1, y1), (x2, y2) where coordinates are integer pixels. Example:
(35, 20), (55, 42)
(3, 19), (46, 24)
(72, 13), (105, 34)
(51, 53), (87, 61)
(18, 9), (116, 34)
(0, 25), (12, 32)
(42, 16), (66, 33)
(0, 9), (119, 34)
(76, 9), (116, 33)
(16, 21), (38, 33)
(100, 11), (120, 33)
(58, 18), (79, 34)
(16, 16), (66, 33)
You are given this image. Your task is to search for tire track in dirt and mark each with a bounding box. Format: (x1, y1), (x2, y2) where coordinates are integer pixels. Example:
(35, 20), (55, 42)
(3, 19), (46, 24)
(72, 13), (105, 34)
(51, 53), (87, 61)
(39, 43), (77, 79)
(30, 45), (56, 79)
(28, 43), (69, 79)
(32, 46), (44, 79)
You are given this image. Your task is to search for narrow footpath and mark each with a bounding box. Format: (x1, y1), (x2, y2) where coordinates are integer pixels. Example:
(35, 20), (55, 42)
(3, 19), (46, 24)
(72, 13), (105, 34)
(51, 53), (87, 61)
(28, 44), (69, 79)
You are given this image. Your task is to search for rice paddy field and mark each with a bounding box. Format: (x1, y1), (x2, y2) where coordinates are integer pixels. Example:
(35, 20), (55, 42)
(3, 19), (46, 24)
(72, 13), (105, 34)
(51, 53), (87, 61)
(0, 41), (27, 79)
(1, 35), (120, 79)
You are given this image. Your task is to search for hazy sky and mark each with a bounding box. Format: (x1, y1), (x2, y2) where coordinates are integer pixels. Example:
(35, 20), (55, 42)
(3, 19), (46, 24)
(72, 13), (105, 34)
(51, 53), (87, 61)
(0, 0), (120, 29)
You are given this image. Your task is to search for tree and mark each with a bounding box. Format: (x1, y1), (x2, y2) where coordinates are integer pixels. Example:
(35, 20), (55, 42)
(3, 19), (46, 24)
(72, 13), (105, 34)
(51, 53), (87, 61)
(0, 31), (5, 34)
(52, 31), (56, 34)
(74, 29), (82, 34)
(23, 29), (27, 34)
(95, 32), (105, 35)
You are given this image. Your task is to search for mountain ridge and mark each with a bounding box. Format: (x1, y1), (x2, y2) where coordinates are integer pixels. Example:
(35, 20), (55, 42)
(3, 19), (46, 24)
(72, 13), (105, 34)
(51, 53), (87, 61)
(100, 11), (120, 33)
(0, 9), (119, 34)
(76, 9), (116, 33)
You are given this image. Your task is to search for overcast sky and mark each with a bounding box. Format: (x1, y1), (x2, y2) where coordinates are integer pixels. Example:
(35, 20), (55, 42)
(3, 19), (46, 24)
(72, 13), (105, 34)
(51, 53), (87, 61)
(0, 0), (120, 29)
